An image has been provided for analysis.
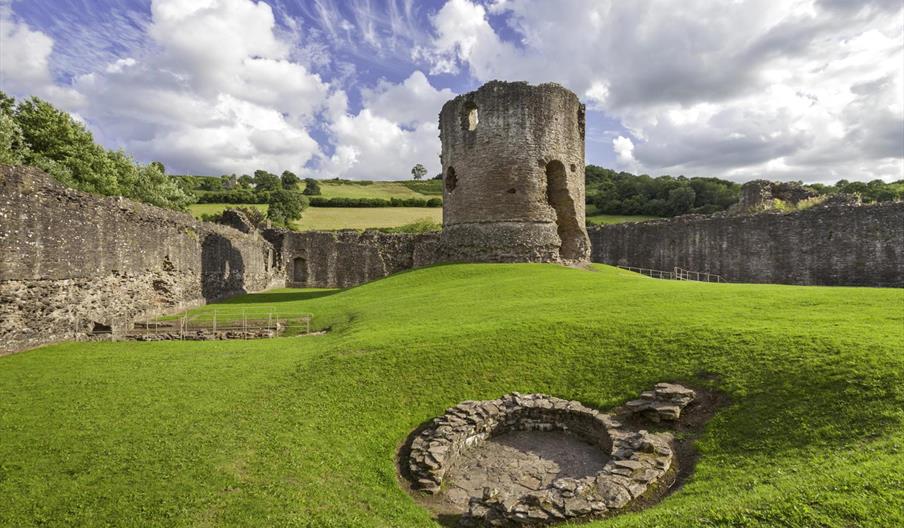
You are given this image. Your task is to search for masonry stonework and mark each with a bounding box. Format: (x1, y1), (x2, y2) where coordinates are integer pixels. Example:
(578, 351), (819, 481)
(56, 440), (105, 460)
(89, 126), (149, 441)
(0, 165), (284, 354)
(438, 81), (590, 263)
(588, 202), (904, 287)
(268, 229), (441, 288)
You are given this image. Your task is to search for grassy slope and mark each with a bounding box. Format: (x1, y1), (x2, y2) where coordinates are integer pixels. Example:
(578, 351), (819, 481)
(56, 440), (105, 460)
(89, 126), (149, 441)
(1, 265), (902, 527)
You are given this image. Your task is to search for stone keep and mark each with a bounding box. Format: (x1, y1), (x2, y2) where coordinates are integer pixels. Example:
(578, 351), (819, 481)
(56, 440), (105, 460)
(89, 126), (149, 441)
(438, 81), (591, 263)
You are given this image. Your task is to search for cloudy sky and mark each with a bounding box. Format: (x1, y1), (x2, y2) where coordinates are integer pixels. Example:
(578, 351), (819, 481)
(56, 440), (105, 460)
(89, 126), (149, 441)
(1, 0), (901, 182)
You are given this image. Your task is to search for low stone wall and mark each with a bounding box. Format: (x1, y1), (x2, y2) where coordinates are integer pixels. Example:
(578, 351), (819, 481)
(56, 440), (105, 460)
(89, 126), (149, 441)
(0, 165), (283, 355)
(589, 202), (904, 287)
(405, 388), (693, 526)
(273, 230), (440, 288)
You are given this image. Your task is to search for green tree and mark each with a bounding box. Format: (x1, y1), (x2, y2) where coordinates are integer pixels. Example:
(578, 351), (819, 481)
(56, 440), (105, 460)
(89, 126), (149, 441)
(15, 96), (119, 195)
(126, 162), (194, 210)
(267, 189), (307, 226)
(253, 169), (280, 191)
(411, 163), (427, 180)
(302, 177), (321, 196)
(0, 111), (25, 165)
(221, 174), (238, 189)
(150, 161), (165, 174)
(280, 170), (300, 189)
(1, 91), (194, 210)
(0, 92), (15, 115)
(666, 186), (696, 216)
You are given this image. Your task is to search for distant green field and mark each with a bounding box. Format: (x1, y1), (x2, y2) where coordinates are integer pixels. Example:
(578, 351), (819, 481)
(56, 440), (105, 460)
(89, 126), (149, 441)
(189, 204), (655, 231)
(587, 214), (659, 225)
(312, 181), (435, 200)
(293, 207), (442, 231)
(189, 203), (268, 217)
(1, 264), (901, 527)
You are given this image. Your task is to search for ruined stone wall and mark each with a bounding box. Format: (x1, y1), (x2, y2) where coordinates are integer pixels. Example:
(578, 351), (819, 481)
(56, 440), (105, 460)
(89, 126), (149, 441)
(0, 165), (283, 354)
(274, 230), (440, 288)
(588, 203), (904, 287)
(439, 81), (590, 263)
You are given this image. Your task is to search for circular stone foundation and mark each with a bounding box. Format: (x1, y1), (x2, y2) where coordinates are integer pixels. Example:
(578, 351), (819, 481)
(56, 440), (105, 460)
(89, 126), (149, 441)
(405, 391), (694, 526)
(442, 430), (610, 509)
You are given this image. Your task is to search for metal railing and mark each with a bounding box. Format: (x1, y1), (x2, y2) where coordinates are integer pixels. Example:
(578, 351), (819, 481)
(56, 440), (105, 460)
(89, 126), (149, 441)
(673, 267), (724, 283)
(617, 265), (725, 283)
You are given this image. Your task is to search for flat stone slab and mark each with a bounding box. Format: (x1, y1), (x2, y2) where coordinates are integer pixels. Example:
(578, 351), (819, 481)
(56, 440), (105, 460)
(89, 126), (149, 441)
(444, 431), (609, 509)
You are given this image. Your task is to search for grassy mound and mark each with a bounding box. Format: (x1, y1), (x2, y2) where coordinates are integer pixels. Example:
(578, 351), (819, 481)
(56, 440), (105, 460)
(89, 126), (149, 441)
(1, 264), (901, 527)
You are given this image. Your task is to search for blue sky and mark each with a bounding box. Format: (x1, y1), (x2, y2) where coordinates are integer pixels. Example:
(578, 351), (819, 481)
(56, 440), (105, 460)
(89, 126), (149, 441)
(1, 0), (901, 182)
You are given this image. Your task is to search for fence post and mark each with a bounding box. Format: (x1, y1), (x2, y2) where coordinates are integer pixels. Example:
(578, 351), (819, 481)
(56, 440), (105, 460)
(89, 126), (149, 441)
(213, 310), (217, 334)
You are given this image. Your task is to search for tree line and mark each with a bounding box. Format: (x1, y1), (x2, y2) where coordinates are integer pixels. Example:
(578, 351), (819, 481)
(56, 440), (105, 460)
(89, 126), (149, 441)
(586, 165), (903, 217)
(0, 92), (194, 210)
(3, 92), (898, 223)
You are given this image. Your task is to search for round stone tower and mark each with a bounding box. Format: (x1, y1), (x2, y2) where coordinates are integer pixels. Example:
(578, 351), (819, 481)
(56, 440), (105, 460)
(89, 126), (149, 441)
(438, 81), (590, 263)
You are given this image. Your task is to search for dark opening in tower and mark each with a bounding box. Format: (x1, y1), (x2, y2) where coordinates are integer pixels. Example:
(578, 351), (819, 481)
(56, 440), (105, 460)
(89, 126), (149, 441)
(545, 160), (583, 261)
(445, 166), (457, 192)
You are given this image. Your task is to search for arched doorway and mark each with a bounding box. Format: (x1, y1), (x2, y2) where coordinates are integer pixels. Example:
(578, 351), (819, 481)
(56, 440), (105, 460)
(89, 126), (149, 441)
(292, 256), (307, 284)
(545, 160), (583, 261)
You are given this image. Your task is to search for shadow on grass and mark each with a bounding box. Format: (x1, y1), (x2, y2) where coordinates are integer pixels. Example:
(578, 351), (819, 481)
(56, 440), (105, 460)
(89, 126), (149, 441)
(216, 289), (342, 305)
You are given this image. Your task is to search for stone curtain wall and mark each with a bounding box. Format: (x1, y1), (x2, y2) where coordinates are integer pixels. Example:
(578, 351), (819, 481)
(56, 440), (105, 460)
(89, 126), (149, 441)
(589, 203), (904, 287)
(277, 230), (441, 288)
(0, 166), (283, 354)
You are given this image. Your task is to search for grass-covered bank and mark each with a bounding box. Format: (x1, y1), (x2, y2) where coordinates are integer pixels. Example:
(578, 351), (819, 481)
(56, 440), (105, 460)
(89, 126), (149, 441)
(1, 264), (902, 527)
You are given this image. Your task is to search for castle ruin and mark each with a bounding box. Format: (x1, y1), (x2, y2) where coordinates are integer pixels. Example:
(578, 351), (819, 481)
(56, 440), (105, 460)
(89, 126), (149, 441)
(1, 80), (901, 354)
(438, 81), (590, 263)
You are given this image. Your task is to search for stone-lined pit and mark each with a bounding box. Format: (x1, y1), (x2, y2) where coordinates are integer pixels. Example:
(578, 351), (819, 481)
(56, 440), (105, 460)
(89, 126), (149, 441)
(403, 385), (697, 527)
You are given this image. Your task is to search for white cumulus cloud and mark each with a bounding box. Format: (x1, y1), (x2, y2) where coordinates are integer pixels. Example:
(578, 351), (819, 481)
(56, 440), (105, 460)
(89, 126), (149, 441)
(320, 71), (450, 180)
(418, 0), (904, 182)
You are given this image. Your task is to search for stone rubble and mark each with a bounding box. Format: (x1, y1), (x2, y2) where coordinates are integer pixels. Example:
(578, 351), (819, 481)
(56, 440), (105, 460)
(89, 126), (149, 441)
(406, 385), (697, 527)
(124, 329), (277, 341)
(624, 383), (696, 422)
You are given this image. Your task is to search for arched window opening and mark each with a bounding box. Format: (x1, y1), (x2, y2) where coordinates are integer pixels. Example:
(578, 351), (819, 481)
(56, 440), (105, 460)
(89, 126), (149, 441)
(462, 102), (478, 131)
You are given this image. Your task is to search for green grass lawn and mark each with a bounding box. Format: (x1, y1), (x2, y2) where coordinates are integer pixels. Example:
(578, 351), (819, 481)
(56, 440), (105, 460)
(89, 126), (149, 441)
(587, 214), (660, 225)
(292, 207), (443, 231)
(2, 264), (901, 527)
